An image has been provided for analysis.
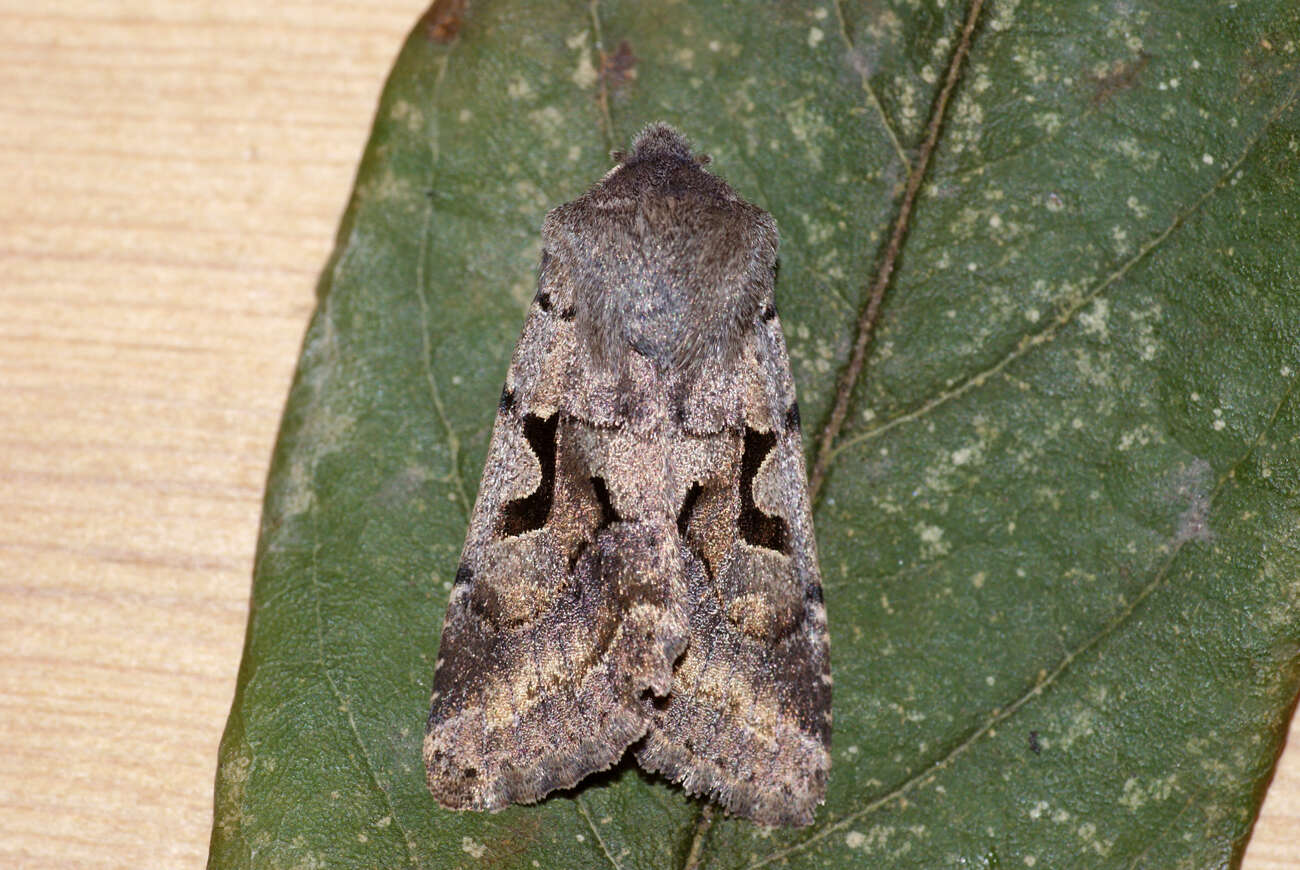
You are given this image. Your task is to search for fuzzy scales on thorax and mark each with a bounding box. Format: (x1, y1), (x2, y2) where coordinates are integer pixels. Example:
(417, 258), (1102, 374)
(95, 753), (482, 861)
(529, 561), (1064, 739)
(542, 125), (778, 376)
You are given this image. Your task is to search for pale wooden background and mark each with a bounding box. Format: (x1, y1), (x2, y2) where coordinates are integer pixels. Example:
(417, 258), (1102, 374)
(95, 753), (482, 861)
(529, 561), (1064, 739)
(0, 2), (1295, 867)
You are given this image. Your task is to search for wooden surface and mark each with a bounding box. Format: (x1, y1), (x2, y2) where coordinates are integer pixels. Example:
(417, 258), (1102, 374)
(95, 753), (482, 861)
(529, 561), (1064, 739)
(0, 2), (1296, 868)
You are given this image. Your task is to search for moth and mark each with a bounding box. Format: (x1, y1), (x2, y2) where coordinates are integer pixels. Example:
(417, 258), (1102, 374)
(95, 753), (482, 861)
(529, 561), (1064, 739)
(424, 123), (831, 827)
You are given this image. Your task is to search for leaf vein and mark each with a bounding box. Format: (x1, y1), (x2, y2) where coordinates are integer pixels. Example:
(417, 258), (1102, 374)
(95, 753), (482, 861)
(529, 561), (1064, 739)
(750, 371), (1300, 869)
(576, 797), (622, 870)
(832, 0), (911, 173)
(588, 0), (617, 152)
(416, 134), (472, 521)
(309, 456), (421, 869)
(826, 77), (1300, 469)
(809, 0), (987, 502)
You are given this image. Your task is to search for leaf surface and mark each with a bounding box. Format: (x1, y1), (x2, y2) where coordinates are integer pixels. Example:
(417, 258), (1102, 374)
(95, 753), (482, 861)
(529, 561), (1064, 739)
(210, 2), (1300, 867)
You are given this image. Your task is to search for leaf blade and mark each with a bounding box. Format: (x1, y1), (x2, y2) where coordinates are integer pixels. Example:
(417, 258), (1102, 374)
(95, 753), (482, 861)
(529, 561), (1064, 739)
(209, 2), (1300, 868)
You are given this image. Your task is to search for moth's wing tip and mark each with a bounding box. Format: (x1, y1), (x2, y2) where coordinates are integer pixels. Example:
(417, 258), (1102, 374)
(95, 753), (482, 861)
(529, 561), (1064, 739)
(636, 728), (829, 827)
(424, 702), (656, 811)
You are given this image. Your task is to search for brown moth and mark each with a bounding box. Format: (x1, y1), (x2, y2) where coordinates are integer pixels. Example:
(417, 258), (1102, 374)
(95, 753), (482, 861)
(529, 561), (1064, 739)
(424, 123), (831, 827)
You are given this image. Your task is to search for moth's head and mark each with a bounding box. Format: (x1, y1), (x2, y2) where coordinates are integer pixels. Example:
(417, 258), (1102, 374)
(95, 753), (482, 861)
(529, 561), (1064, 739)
(543, 122), (777, 264)
(609, 122), (709, 170)
(594, 123), (725, 202)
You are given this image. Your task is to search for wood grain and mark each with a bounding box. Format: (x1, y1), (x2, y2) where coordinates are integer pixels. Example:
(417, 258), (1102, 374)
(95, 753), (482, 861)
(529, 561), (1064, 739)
(0, 1), (424, 866)
(0, 2), (1294, 868)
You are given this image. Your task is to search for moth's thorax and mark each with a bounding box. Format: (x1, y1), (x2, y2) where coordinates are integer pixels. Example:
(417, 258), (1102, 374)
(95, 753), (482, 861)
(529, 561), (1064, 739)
(542, 130), (777, 374)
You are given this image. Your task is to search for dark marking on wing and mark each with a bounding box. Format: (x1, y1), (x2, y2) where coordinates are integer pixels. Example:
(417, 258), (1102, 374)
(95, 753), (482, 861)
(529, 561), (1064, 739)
(591, 476), (620, 528)
(760, 303), (777, 322)
(676, 482), (703, 538)
(454, 563), (474, 587)
(499, 386), (516, 414)
(738, 427), (789, 554)
(500, 413), (559, 537)
(784, 402), (800, 431)
(537, 287), (576, 320)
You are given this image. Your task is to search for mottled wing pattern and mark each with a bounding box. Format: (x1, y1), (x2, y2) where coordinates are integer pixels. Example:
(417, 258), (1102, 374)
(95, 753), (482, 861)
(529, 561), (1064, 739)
(425, 123), (829, 826)
(423, 255), (689, 810)
(636, 302), (831, 827)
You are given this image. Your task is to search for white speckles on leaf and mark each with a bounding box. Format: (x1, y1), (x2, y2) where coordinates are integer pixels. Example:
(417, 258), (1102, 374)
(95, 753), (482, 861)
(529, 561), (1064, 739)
(948, 93), (985, 155)
(988, 0), (1020, 31)
(915, 522), (950, 557)
(461, 837), (487, 858)
(528, 106), (567, 144)
(1173, 458), (1215, 544)
(864, 7), (904, 44)
(1120, 773), (1179, 812)
(897, 78), (920, 129)
(389, 99), (425, 133)
(1079, 298), (1110, 340)
(1033, 112), (1063, 135)
(1058, 706), (1099, 750)
(362, 167), (421, 210)
(565, 30), (598, 89)
(1110, 224), (1132, 256)
(1114, 136), (1161, 172)
(507, 77), (535, 99)
(1075, 821), (1113, 856)
(785, 100), (832, 170)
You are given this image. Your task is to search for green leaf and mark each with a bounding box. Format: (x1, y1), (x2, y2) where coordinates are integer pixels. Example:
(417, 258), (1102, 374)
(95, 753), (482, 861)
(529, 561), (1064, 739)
(209, 1), (1300, 867)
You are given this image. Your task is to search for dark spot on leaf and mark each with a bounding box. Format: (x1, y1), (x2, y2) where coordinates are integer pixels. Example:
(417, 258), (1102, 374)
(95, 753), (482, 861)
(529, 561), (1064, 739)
(1088, 51), (1150, 106)
(1029, 730), (1042, 754)
(599, 40), (638, 95)
(421, 0), (467, 44)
